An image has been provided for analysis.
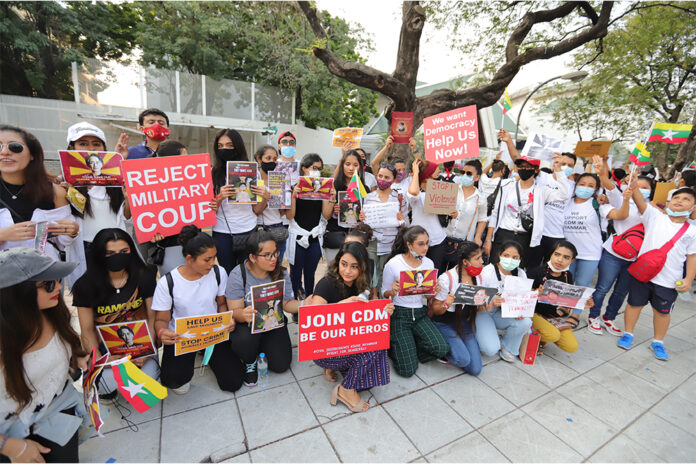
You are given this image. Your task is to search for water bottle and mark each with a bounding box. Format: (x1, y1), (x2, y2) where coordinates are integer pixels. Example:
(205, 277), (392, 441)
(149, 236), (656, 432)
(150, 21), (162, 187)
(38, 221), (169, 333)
(257, 353), (268, 388)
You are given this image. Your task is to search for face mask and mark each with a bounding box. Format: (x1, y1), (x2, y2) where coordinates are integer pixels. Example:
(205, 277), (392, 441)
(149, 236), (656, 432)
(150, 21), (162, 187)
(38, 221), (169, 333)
(640, 188), (651, 199)
(456, 174), (474, 187)
(499, 257), (520, 271)
(410, 249), (423, 260)
(142, 124), (169, 141)
(464, 264), (483, 277)
(376, 179), (393, 190)
(547, 259), (570, 273)
(395, 172), (407, 183)
(575, 186), (595, 199)
(280, 146), (296, 158)
(261, 161), (277, 173)
(562, 166), (574, 177)
(518, 169), (535, 181)
(216, 149), (238, 162)
(105, 253), (131, 272)
(308, 170), (321, 178)
(666, 207), (691, 217)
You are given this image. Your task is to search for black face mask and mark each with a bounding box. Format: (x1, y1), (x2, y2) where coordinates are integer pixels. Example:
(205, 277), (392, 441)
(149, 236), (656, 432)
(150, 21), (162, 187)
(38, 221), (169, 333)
(105, 253), (131, 272)
(216, 149), (238, 162)
(261, 161), (277, 173)
(518, 169), (536, 181)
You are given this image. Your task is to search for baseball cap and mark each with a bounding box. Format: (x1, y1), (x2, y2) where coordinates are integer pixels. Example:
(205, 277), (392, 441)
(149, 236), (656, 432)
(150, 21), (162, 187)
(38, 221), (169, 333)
(514, 156), (541, 167)
(0, 248), (78, 289)
(67, 122), (106, 145)
(277, 131), (296, 144)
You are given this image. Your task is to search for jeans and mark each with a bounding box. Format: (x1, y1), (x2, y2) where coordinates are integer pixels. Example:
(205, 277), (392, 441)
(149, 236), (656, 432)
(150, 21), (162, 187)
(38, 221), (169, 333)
(290, 240), (322, 297)
(569, 258), (600, 315)
(434, 321), (482, 375)
(475, 307), (532, 356)
(589, 249), (632, 320)
(213, 230), (251, 274)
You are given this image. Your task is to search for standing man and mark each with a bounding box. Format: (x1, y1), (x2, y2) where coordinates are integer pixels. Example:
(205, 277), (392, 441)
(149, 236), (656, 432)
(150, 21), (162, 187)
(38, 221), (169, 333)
(128, 108), (170, 159)
(278, 130), (297, 162)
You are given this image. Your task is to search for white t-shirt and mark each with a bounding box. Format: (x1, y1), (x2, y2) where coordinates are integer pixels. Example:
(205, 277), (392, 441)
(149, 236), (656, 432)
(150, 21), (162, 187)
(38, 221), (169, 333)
(447, 188), (486, 241)
(478, 263), (528, 295)
(406, 191), (447, 246)
(499, 185), (533, 233)
(600, 200), (642, 261)
(213, 200), (258, 234)
(151, 265), (228, 330)
(382, 254), (435, 308)
(364, 171), (377, 191)
(563, 199), (603, 260)
(638, 205), (696, 288)
(537, 177), (575, 238)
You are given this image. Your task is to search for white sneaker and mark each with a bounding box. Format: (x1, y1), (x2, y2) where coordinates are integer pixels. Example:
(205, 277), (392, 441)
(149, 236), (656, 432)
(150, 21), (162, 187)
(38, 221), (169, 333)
(587, 317), (602, 335)
(601, 317), (623, 337)
(172, 382), (191, 395)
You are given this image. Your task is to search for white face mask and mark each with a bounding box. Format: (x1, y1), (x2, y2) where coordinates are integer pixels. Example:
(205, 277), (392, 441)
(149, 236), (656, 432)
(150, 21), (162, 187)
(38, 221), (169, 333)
(308, 170), (321, 178)
(547, 259), (570, 273)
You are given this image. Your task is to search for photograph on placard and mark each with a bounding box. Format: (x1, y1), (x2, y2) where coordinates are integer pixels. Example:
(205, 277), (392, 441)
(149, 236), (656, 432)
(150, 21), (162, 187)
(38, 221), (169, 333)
(251, 280), (285, 334)
(521, 133), (566, 162)
(399, 269), (438, 296)
(97, 320), (156, 359)
(338, 191), (361, 227)
(297, 176), (334, 200)
(226, 161), (259, 203)
(59, 150), (124, 186)
(267, 171), (289, 209)
(391, 112), (414, 143)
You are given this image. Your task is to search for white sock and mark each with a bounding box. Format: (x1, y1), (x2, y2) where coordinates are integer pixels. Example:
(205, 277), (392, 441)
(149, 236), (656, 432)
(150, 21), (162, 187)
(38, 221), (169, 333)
(653, 339), (663, 345)
(624, 332), (633, 337)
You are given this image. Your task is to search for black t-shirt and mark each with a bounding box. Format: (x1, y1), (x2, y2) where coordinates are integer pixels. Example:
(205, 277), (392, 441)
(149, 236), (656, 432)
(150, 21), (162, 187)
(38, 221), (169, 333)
(0, 180), (54, 223)
(313, 276), (359, 304)
(294, 198), (323, 241)
(529, 265), (574, 318)
(72, 267), (157, 324)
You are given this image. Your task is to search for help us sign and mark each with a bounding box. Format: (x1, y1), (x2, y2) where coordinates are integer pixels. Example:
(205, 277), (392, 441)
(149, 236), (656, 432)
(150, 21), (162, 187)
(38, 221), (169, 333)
(297, 299), (391, 362)
(121, 153), (216, 243)
(423, 105), (479, 163)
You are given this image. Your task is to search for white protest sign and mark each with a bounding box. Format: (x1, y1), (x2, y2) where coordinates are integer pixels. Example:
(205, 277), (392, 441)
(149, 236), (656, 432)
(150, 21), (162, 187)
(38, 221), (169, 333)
(363, 202), (400, 229)
(501, 290), (538, 318)
(521, 133), (566, 163)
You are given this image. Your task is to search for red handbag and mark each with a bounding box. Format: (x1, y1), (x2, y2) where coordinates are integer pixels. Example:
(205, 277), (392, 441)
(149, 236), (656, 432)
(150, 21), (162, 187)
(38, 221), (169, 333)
(627, 222), (690, 282)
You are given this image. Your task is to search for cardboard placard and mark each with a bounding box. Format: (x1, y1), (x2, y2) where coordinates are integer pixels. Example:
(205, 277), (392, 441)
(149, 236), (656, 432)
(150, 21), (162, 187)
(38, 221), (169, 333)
(338, 192), (361, 227)
(251, 280), (285, 334)
(297, 176), (334, 200)
(59, 150), (124, 186)
(453, 284), (498, 306)
(538, 280), (594, 310)
(298, 299), (391, 362)
(121, 154), (216, 243)
(332, 127), (363, 149)
(423, 105), (479, 163)
(174, 311), (233, 356)
(226, 161), (259, 203)
(652, 181), (674, 206)
(97, 320), (156, 359)
(574, 141), (612, 158)
(391, 112), (414, 143)
(399, 269), (438, 296)
(501, 290), (538, 318)
(423, 179), (458, 215)
(363, 201), (400, 229)
(521, 133), (566, 162)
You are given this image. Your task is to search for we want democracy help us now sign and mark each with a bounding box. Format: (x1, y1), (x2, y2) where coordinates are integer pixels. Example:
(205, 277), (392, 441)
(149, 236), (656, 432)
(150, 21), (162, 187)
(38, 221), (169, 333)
(423, 105), (480, 163)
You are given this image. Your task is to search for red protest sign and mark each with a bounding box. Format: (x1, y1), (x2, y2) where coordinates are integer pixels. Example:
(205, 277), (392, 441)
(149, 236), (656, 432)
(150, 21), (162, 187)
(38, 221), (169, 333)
(121, 153), (216, 243)
(423, 105), (479, 163)
(298, 299), (391, 362)
(391, 112), (414, 143)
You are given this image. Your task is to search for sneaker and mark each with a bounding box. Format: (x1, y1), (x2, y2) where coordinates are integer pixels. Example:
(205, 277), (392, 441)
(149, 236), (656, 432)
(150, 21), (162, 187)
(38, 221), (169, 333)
(172, 382), (191, 395)
(98, 390), (118, 404)
(601, 317), (623, 337)
(617, 333), (634, 350)
(499, 346), (515, 363)
(244, 361), (258, 387)
(436, 358), (450, 364)
(587, 317), (602, 335)
(650, 342), (669, 361)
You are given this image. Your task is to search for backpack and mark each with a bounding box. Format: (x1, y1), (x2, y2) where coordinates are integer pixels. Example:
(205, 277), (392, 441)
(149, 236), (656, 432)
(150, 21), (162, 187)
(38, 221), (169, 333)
(627, 222), (690, 283)
(486, 177), (503, 216)
(165, 265), (221, 311)
(611, 224), (645, 259)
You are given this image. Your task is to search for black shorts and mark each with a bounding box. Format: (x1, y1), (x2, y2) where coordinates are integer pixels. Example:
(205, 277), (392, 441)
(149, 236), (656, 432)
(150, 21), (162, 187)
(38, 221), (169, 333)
(627, 276), (678, 314)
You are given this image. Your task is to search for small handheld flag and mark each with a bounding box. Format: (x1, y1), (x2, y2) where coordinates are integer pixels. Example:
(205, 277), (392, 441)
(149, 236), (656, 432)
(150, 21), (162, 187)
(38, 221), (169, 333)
(346, 172), (368, 202)
(502, 89), (513, 115)
(111, 360), (168, 413)
(629, 142), (651, 166)
(648, 122), (692, 144)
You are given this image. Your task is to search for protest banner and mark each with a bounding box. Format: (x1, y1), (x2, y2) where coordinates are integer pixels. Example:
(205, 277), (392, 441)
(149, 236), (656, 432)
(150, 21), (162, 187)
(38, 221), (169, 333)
(251, 280), (285, 334)
(423, 179), (458, 214)
(423, 105), (479, 163)
(538, 280), (594, 310)
(83, 349), (108, 435)
(297, 176), (334, 200)
(338, 191), (361, 227)
(363, 201), (400, 229)
(652, 181), (674, 206)
(174, 311), (233, 356)
(399, 269), (438, 296)
(97, 320), (156, 359)
(226, 161), (259, 203)
(453, 284), (498, 306)
(501, 290), (538, 318)
(332, 127), (363, 149)
(574, 141), (612, 158)
(268, 171), (289, 209)
(298, 299), (391, 362)
(121, 153), (216, 243)
(59, 150), (124, 186)
(521, 133), (566, 163)
(391, 112), (414, 143)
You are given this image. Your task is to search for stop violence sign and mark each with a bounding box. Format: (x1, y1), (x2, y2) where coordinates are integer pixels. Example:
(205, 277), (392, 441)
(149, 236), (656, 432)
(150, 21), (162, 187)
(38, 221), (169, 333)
(423, 105), (480, 163)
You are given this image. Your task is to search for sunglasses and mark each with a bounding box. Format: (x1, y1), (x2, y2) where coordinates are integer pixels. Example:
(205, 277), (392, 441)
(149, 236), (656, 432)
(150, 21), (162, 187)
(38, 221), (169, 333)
(279, 140), (296, 147)
(380, 163), (395, 170)
(37, 280), (59, 292)
(1, 142), (25, 154)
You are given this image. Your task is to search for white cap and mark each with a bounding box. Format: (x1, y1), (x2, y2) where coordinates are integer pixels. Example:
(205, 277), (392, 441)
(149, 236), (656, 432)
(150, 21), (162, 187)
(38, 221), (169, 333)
(66, 122), (106, 145)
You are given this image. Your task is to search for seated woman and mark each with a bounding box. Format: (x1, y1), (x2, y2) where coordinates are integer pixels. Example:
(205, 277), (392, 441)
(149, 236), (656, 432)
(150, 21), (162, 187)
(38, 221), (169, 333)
(72, 228), (160, 400)
(381, 225), (450, 377)
(309, 242), (394, 413)
(152, 226), (241, 394)
(0, 248), (88, 463)
(477, 241), (533, 362)
(225, 230), (301, 387)
(431, 241), (483, 375)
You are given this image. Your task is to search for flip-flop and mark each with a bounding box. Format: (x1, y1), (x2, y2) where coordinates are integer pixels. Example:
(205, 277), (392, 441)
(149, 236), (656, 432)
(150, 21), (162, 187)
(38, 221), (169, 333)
(555, 307), (570, 318)
(567, 314), (580, 329)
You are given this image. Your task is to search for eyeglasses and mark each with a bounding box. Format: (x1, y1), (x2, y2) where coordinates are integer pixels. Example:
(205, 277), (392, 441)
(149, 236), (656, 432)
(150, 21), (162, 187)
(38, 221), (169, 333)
(257, 251), (279, 260)
(37, 280), (59, 292)
(380, 163), (395, 170)
(279, 140), (296, 147)
(0, 142), (25, 154)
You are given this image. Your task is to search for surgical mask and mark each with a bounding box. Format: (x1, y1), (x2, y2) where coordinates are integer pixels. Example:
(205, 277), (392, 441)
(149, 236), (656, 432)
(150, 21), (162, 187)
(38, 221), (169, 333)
(456, 174), (474, 187)
(518, 169), (535, 181)
(216, 148), (238, 162)
(376, 179), (393, 190)
(464, 264), (483, 277)
(105, 253), (131, 272)
(547, 259), (570, 273)
(575, 186), (595, 199)
(562, 166), (574, 177)
(308, 170), (321, 178)
(410, 250), (423, 260)
(261, 161), (277, 173)
(640, 188), (651, 199)
(395, 172), (407, 182)
(499, 257), (520, 271)
(142, 124), (169, 141)
(280, 146), (296, 158)
(666, 207), (691, 217)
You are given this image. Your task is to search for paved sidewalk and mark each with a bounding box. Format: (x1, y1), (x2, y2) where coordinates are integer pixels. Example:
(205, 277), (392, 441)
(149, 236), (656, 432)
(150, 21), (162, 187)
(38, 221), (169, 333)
(78, 299), (696, 463)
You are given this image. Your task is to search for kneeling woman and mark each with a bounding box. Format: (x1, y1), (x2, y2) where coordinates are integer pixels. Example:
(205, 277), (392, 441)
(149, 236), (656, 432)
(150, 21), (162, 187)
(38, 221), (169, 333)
(309, 242), (394, 412)
(225, 230), (300, 387)
(381, 226), (450, 377)
(152, 226), (242, 394)
(431, 241), (483, 375)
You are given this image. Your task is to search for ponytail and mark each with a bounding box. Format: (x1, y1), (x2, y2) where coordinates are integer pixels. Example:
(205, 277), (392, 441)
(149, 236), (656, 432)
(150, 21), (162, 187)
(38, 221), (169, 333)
(387, 225), (428, 262)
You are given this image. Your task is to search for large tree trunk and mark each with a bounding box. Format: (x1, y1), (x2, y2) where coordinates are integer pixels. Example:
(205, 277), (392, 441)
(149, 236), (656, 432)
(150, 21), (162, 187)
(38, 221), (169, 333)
(666, 110), (696, 178)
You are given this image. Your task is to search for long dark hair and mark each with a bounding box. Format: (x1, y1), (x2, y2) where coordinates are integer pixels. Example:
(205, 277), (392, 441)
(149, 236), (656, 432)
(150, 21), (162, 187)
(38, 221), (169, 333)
(453, 241), (481, 335)
(326, 242), (370, 296)
(0, 125), (53, 205)
(387, 225), (429, 262)
(0, 281), (85, 410)
(333, 149), (365, 192)
(245, 229), (286, 281)
(211, 129), (248, 189)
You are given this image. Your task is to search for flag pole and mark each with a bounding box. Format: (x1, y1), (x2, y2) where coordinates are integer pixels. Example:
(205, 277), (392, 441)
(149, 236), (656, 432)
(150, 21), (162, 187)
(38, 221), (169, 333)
(641, 118), (657, 145)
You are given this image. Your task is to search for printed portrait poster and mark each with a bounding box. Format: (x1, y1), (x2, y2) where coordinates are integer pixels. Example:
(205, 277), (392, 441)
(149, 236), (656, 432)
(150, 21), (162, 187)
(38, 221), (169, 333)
(453, 284), (498, 306)
(97, 320), (156, 360)
(83, 349), (109, 435)
(59, 150), (124, 187)
(121, 153), (216, 243)
(298, 299), (391, 362)
(501, 290), (538, 318)
(423, 179), (458, 215)
(251, 280), (285, 334)
(226, 161), (259, 203)
(538, 280), (594, 310)
(297, 176), (334, 200)
(268, 171), (289, 209)
(338, 191), (361, 228)
(363, 201), (400, 229)
(276, 161), (300, 184)
(332, 127), (363, 149)
(174, 311), (233, 356)
(391, 112), (414, 143)
(423, 105), (479, 163)
(399, 269), (438, 296)
(521, 133), (566, 163)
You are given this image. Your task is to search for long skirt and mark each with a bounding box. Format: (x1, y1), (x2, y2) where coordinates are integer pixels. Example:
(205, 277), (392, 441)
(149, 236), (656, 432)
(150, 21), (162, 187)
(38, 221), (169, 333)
(314, 350), (390, 390)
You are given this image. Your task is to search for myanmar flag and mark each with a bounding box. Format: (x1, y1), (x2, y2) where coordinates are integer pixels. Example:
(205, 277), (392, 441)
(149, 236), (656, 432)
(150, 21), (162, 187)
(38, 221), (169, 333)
(112, 360), (167, 413)
(629, 142), (651, 166)
(346, 172), (367, 202)
(648, 122), (692, 144)
(502, 88), (513, 114)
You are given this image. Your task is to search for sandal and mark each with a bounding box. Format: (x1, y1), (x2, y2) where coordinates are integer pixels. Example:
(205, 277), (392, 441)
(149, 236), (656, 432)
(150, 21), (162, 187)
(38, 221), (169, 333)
(323, 369), (338, 382)
(567, 314), (580, 329)
(330, 384), (370, 413)
(537, 341), (546, 356)
(555, 307), (570, 318)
